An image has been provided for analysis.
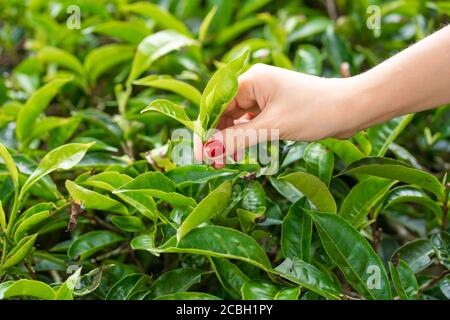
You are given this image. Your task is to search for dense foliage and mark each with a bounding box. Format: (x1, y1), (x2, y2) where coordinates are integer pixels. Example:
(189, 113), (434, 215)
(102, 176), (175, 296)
(0, 0), (449, 300)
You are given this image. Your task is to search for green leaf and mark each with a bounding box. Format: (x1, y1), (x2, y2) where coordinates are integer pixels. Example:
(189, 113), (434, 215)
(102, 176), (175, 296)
(199, 6), (218, 42)
(16, 75), (73, 142)
(55, 267), (82, 300)
(294, 44), (322, 76)
(114, 171), (197, 208)
(111, 216), (145, 232)
(281, 198), (312, 262)
(383, 186), (442, 220)
(147, 268), (206, 299)
(199, 50), (249, 131)
(210, 258), (249, 299)
(391, 239), (434, 273)
(321, 138), (364, 166)
(66, 180), (129, 215)
(287, 17), (332, 43)
(13, 210), (51, 242)
(141, 99), (201, 136)
(368, 115), (414, 156)
(308, 210), (392, 300)
(0, 142), (19, 191)
(215, 14), (270, 45)
(84, 44), (135, 84)
(303, 142), (334, 186)
(122, 2), (192, 37)
(84, 20), (149, 44)
(74, 265), (111, 297)
(237, 0), (271, 19)
(36, 46), (84, 75)
(389, 260), (418, 300)
(237, 207), (265, 233)
(142, 226), (271, 271)
(241, 181), (266, 212)
(0, 280), (55, 300)
(68, 231), (124, 260)
(134, 75), (202, 105)
(268, 177), (303, 203)
(274, 257), (341, 300)
(1, 234), (37, 270)
(127, 30), (197, 84)
(279, 172), (337, 213)
(337, 157), (444, 198)
(339, 177), (395, 227)
(21, 142), (95, 196)
(431, 232), (450, 269)
(0, 201), (6, 231)
(165, 165), (237, 188)
(177, 180), (232, 241)
(241, 281), (300, 300)
(106, 273), (150, 300)
(154, 292), (221, 300)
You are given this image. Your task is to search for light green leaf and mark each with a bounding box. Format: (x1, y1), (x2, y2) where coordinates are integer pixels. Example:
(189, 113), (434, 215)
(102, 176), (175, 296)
(84, 20), (149, 44)
(241, 281), (300, 300)
(84, 44), (135, 84)
(199, 6), (217, 42)
(165, 165), (237, 188)
(368, 114), (414, 156)
(114, 171), (197, 208)
(287, 17), (332, 43)
(391, 239), (434, 273)
(16, 75), (73, 142)
(199, 50), (249, 131)
(122, 2), (192, 36)
(294, 44), (322, 76)
(55, 267), (82, 300)
(339, 177), (395, 227)
(134, 75), (202, 105)
(0, 201), (6, 231)
(14, 210), (50, 242)
(279, 172), (337, 213)
(1, 234), (37, 271)
(21, 142), (95, 197)
(177, 180), (232, 241)
(127, 30), (197, 84)
(0, 280), (55, 300)
(141, 99), (201, 136)
(36, 46), (84, 75)
(66, 180), (129, 215)
(0, 143), (19, 191)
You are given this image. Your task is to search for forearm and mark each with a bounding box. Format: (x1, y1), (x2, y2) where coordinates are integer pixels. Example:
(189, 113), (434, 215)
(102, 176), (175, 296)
(345, 25), (450, 132)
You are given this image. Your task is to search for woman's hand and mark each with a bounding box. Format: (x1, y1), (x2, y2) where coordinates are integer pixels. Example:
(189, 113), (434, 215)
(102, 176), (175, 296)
(195, 64), (356, 168)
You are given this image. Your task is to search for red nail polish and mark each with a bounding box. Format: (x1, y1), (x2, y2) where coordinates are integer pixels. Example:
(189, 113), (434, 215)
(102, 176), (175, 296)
(204, 140), (225, 159)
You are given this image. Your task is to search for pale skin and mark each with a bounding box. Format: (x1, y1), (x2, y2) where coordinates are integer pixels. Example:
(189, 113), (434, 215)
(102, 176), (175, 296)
(195, 25), (450, 168)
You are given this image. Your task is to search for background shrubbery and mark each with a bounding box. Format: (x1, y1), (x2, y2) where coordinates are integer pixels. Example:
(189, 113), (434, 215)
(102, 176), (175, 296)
(0, 0), (449, 300)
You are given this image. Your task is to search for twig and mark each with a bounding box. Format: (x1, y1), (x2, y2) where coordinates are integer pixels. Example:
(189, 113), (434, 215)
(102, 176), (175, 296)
(419, 270), (450, 293)
(441, 182), (449, 231)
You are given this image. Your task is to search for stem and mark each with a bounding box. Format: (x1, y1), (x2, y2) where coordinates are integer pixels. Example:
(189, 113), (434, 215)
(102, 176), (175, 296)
(441, 183), (449, 231)
(419, 270), (450, 293)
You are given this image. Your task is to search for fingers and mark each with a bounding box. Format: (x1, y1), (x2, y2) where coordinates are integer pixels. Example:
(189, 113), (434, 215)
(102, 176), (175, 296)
(203, 113), (269, 168)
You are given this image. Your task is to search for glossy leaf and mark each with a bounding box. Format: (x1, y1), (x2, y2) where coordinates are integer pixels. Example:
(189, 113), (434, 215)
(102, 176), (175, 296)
(55, 267), (82, 300)
(210, 258), (248, 299)
(389, 260), (418, 300)
(16, 75), (73, 142)
(1, 234), (37, 270)
(177, 180), (232, 241)
(106, 273), (150, 300)
(37, 46), (84, 75)
(111, 216), (145, 232)
(279, 172), (337, 213)
(0, 280), (55, 300)
(14, 210), (50, 242)
(303, 142), (334, 186)
(154, 292), (221, 300)
(165, 165), (237, 188)
(281, 198), (312, 262)
(148, 268), (206, 299)
(68, 231), (124, 260)
(0, 142), (19, 191)
(274, 257), (341, 300)
(308, 210), (392, 300)
(339, 177), (395, 227)
(134, 75), (202, 105)
(294, 44), (322, 76)
(241, 281), (300, 300)
(66, 180), (129, 215)
(337, 157), (444, 198)
(391, 239), (434, 273)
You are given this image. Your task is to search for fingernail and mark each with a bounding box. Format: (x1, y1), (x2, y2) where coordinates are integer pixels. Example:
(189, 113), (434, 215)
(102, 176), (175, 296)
(233, 119), (251, 126)
(204, 140), (225, 159)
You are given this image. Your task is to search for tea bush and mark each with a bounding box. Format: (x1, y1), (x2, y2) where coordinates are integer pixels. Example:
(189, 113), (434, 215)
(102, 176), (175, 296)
(0, 0), (449, 300)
